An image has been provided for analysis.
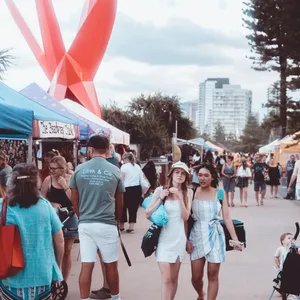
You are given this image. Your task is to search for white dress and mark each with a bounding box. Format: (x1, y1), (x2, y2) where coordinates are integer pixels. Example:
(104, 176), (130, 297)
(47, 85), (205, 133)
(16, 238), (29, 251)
(155, 200), (186, 263)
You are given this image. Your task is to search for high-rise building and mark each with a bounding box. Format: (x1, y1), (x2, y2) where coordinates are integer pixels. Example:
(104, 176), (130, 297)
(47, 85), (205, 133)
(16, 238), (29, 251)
(198, 78), (252, 138)
(181, 100), (198, 128)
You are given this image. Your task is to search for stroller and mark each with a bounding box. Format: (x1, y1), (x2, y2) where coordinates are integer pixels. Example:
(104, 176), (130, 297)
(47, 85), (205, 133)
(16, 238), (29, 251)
(51, 208), (76, 300)
(269, 222), (300, 300)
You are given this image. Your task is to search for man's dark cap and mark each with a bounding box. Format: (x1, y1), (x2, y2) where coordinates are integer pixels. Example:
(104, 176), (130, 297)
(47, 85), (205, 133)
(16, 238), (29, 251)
(87, 135), (109, 150)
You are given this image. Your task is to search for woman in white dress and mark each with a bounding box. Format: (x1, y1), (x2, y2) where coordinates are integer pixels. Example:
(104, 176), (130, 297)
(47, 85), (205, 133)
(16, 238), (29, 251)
(146, 161), (193, 300)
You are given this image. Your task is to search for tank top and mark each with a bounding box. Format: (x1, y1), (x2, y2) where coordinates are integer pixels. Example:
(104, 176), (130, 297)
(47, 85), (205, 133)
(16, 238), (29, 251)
(48, 176), (72, 208)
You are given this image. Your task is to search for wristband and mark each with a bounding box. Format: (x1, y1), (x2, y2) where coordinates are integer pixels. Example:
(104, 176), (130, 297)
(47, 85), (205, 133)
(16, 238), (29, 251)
(64, 187), (70, 191)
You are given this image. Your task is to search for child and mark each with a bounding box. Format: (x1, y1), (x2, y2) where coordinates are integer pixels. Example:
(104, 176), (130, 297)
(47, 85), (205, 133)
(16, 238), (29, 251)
(274, 232), (293, 271)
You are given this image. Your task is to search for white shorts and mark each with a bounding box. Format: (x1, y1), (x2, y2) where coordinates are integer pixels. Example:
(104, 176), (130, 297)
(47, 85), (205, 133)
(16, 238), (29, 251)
(296, 185), (300, 201)
(78, 223), (119, 263)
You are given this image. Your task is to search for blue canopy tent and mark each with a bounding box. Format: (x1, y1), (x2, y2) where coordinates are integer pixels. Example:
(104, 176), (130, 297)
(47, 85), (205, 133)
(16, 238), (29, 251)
(0, 82), (79, 163)
(20, 83), (110, 141)
(0, 82), (77, 124)
(0, 102), (33, 138)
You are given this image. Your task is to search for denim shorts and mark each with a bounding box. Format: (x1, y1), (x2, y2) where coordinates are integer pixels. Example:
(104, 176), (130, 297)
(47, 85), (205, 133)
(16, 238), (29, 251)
(254, 181), (266, 192)
(62, 213), (79, 240)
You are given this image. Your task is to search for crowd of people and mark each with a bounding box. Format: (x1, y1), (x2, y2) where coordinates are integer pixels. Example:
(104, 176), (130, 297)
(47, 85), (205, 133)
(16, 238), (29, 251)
(189, 150), (300, 207)
(0, 135), (159, 300)
(0, 137), (299, 300)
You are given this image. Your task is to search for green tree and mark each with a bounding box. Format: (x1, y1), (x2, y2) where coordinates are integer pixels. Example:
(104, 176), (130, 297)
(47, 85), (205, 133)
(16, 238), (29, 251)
(238, 114), (267, 153)
(225, 132), (239, 152)
(262, 81), (300, 136)
(102, 93), (196, 160)
(243, 0), (300, 138)
(201, 125), (211, 141)
(213, 121), (226, 143)
(129, 93), (196, 140)
(0, 49), (13, 80)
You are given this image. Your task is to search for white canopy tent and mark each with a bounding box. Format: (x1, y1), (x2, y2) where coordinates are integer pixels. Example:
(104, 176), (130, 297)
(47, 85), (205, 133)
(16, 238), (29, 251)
(259, 139), (280, 153)
(61, 99), (130, 145)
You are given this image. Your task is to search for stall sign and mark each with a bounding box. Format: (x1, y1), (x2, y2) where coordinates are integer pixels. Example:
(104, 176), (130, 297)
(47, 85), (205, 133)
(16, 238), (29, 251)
(38, 121), (76, 139)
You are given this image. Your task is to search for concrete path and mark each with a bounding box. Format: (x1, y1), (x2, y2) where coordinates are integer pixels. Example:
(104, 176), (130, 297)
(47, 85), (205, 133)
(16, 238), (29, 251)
(65, 186), (300, 300)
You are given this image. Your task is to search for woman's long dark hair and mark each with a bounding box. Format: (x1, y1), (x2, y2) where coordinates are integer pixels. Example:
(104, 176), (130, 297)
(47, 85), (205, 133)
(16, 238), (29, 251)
(8, 163), (40, 208)
(198, 163), (220, 188)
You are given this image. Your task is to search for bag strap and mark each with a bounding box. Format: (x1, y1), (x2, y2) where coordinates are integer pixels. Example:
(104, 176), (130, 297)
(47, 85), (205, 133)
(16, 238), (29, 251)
(217, 189), (225, 206)
(192, 188), (197, 200)
(0, 196), (8, 226)
(118, 228), (132, 267)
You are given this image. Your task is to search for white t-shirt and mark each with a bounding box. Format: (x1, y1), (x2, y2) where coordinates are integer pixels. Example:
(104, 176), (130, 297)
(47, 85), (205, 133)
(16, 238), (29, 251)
(121, 163), (142, 188)
(292, 160), (300, 186)
(236, 166), (251, 178)
(274, 246), (289, 270)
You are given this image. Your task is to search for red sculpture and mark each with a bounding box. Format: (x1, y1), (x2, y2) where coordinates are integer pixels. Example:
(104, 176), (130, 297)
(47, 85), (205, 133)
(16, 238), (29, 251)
(5, 0), (117, 118)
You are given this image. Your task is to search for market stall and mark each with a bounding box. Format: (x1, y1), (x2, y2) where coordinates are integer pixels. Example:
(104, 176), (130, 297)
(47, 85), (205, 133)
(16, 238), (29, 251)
(20, 83), (111, 141)
(60, 99), (130, 145)
(0, 102), (34, 165)
(259, 139), (280, 154)
(279, 135), (300, 166)
(0, 82), (79, 165)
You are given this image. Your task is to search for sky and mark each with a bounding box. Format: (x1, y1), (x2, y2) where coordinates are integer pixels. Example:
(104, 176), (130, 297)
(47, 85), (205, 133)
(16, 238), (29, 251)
(0, 0), (281, 115)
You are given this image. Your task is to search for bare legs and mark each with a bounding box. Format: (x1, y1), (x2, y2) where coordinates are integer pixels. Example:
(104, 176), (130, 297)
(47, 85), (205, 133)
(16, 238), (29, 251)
(239, 188), (248, 207)
(191, 258), (221, 300)
(158, 258), (181, 300)
(274, 185), (278, 198)
(79, 260), (119, 299)
(62, 238), (75, 281)
(256, 189), (266, 206)
(79, 262), (94, 299)
(270, 186), (274, 198)
(270, 185), (278, 198)
(225, 192), (235, 207)
(239, 188), (243, 206)
(225, 192), (229, 206)
(97, 250), (109, 289)
(230, 192), (235, 206)
(104, 261), (120, 296)
(191, 258), (205, 300)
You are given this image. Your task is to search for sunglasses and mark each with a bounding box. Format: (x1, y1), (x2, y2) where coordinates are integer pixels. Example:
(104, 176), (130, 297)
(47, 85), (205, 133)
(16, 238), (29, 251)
(49, 167), (64, 170)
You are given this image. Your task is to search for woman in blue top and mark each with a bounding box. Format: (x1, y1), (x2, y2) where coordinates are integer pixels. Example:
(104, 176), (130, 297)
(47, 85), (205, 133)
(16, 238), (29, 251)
(0, 163), (64, 300)
(187, 163), (243, 300)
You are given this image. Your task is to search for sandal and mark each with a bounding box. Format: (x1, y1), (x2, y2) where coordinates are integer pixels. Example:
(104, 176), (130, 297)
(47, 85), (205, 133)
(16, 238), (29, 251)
(260, 201), (264, 206)
(126, 229), (134, 233)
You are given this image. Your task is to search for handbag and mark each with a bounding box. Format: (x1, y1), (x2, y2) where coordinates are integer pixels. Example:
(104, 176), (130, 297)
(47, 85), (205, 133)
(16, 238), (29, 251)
(142, 194), (168, 226)
(263, 172), (270, 182)
(141, 223), (162, 258)
(220, 219), (246, 251)
(0, 197), (25, 279)
(140, 172), (151, 196)
(218, 190), (246, 251)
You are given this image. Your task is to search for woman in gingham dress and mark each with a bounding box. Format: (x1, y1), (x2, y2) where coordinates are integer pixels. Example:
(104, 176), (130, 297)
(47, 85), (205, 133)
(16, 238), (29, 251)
(187, 163), (244, 300)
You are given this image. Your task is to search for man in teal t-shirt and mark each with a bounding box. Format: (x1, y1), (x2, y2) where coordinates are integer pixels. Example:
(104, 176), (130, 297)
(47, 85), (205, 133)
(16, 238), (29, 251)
(70, 135), (125, 300)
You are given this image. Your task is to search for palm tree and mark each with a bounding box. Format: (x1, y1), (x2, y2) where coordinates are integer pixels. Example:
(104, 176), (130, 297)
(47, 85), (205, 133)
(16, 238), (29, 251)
(0, 49), (13, 80)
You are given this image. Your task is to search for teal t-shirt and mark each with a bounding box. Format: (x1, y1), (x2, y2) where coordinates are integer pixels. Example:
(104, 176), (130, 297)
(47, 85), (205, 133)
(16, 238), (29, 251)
(0, 198), (63, 288)
(70, 157), (125, 225)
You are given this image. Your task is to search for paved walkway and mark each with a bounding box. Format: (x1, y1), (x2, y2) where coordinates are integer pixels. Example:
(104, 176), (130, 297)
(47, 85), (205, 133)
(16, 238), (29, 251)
(66, 186), (300, 299)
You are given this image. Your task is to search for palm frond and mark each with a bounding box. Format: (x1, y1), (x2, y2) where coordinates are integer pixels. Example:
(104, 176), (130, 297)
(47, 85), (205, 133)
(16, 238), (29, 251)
(0, 49), (14, 80)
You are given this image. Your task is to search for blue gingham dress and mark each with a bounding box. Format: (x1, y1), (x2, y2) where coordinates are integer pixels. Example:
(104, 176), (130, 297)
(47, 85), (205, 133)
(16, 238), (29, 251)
(189, 199), (226, 263)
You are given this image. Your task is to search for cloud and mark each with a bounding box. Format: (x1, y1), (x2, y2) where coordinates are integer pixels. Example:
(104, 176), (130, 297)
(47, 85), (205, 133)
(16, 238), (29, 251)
(106, 14), (246, 66)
